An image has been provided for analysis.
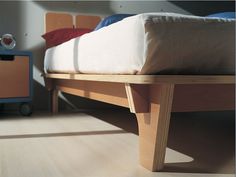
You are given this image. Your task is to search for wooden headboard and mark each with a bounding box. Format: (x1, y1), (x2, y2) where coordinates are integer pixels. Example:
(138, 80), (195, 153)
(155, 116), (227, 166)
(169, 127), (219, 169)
(45, 12), (101, 33)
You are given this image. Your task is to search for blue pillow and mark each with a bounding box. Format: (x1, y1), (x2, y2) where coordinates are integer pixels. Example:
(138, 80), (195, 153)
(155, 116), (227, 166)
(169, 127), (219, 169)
(206, 12), (235, 19)
(94, 14), (135, 31)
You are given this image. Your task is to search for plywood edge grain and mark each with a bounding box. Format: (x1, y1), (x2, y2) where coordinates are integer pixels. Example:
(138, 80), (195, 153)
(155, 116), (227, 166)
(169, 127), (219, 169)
(43, 73), (235, 84)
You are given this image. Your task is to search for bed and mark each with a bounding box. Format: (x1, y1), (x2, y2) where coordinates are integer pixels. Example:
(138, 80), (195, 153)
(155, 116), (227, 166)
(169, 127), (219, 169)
(43, 12), (235, 171)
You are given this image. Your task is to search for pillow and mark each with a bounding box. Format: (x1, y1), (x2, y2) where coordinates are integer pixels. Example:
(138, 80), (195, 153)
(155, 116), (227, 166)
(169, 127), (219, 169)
(206, 12), (235, 19)
(42, 28), (92, 49)
(94, 14), (135, 31)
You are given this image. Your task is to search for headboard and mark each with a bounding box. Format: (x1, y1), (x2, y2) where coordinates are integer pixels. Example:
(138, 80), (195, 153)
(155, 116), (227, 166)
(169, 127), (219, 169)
(45, 12), (101, 33)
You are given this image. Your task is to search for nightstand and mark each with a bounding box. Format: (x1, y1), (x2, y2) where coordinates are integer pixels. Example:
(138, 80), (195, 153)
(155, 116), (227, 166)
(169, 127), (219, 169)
(0, 50), (33, 116)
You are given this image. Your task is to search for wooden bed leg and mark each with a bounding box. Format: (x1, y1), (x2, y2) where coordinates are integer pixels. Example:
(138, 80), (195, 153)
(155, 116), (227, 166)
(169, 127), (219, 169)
(50, 89), (59, 114)
(131, 84), (174, 171)
(43, 77), (58, 114)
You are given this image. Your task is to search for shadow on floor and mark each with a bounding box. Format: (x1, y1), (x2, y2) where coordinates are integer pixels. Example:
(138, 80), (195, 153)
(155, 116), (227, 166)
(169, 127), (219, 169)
(0, 129), (127, 139)
(0, 108), (234, 174)
(87, 109), (235, 174)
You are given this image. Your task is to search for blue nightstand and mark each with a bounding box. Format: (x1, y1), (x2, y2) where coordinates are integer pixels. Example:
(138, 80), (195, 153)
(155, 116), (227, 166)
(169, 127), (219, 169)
(0, 50), (33, 116)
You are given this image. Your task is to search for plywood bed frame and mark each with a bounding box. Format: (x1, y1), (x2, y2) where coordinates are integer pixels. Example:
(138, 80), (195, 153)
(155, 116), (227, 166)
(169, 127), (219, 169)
(43, 12), (235, 171)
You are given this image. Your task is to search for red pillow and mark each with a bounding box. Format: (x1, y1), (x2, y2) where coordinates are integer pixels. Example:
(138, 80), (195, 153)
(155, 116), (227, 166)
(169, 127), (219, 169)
(42, 28), (92, 49)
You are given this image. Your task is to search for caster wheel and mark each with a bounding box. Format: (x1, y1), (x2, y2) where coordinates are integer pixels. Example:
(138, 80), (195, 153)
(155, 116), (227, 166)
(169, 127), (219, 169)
(19, 103), (32, 116)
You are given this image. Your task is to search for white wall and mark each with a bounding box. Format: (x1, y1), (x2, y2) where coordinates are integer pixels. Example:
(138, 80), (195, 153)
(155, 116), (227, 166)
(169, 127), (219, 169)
(0, 1), (232, 111)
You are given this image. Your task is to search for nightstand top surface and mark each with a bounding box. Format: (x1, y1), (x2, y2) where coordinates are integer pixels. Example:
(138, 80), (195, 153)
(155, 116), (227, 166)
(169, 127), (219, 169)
(0, 50), (32, 56)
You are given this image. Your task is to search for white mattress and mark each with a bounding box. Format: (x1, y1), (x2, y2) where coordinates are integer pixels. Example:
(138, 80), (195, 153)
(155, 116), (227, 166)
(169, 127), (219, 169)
(44, 12), (235, 75)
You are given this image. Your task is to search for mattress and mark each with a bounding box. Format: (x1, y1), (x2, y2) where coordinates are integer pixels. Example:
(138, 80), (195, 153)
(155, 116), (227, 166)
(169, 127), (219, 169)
(44, 12), (235, 75)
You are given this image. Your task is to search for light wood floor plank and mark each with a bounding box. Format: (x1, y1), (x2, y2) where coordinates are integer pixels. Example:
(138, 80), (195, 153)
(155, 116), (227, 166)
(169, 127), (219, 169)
(0, 111), (234, 177)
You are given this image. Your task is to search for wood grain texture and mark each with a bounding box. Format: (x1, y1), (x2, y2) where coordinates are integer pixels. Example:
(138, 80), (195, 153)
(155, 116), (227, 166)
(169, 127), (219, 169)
(0, 112), (234, 176)
(172, 84), (235, 112)
(45, 12), (73, 32)
(42, 74), (234, 171)
(0, 56), (29, 98)
(43, 11), (235, 172)
(54, 79), (129, 108)
(45, 79), (175, 171)
(44, 73), (235, 84)
(76, 15), (101, 29)
(136, 84), (175, 171)
(125, 84), (149, 113)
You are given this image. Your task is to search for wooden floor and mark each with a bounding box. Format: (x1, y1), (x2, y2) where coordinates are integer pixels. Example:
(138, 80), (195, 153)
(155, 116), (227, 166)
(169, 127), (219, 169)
(0, 109), (234, 177)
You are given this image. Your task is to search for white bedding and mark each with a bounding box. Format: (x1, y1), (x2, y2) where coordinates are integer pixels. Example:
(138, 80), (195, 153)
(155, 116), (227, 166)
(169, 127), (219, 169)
(44, 13), (235, 75)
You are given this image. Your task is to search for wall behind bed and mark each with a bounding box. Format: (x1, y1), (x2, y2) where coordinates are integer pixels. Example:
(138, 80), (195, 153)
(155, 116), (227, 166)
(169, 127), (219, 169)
(0, 1), (234, 111)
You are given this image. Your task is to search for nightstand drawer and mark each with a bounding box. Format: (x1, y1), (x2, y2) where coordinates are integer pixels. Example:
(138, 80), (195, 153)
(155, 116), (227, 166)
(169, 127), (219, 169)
(0, 56), (30, 98)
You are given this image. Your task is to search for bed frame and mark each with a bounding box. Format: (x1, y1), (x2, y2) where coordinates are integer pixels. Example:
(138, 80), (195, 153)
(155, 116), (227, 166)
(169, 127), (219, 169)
(43, 12), (235, 171)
